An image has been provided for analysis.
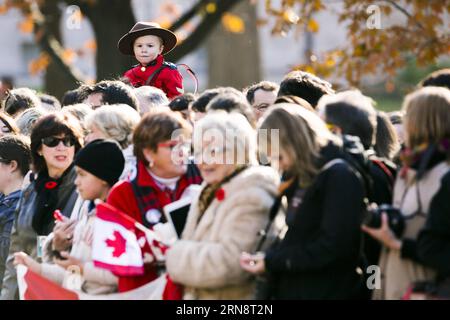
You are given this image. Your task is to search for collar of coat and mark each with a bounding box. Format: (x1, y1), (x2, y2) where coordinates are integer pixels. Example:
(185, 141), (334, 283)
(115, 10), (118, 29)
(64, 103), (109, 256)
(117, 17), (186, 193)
(132, 55), (163, 73)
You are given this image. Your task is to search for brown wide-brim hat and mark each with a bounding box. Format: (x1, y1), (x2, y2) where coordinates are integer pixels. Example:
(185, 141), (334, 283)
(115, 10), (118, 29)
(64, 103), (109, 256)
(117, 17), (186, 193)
(118, 22), (177, 56)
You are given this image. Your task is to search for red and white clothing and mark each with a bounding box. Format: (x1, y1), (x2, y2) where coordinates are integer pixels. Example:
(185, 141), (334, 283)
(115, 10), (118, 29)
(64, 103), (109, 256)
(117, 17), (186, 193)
(123, 54), (183, 99)
(107, 161), (202, 292)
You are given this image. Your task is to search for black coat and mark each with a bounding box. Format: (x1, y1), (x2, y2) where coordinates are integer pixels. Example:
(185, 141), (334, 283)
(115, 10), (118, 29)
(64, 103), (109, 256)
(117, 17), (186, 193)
(265, 143), (366, 299)
(417, 170), (450, 281)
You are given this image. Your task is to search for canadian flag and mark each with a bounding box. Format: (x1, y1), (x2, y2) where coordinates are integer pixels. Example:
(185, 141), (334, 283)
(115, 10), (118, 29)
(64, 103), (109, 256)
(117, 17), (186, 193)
(16, 264), (171, 300)
(92, 202), (144, 276)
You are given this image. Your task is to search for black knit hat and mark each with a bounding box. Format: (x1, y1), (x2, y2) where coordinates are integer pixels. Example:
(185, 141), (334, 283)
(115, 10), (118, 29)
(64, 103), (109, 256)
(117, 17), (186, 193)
(74, 139), (125, 186)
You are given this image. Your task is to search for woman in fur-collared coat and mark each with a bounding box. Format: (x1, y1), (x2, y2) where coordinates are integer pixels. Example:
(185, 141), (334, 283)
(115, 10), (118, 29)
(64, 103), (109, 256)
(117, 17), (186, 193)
(166, 111), (279, 300)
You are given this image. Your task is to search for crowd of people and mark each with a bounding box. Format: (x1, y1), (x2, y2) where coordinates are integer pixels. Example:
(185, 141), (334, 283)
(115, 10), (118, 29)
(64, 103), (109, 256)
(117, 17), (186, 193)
(0, 66), (449, 300)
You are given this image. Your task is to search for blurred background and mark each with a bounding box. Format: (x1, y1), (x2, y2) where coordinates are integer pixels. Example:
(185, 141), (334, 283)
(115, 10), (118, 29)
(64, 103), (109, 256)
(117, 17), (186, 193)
(0, 0), (449, 111)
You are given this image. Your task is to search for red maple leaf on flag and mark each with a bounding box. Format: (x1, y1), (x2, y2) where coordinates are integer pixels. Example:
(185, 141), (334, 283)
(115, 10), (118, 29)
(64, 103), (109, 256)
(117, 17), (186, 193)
(105, 230), (127, 258)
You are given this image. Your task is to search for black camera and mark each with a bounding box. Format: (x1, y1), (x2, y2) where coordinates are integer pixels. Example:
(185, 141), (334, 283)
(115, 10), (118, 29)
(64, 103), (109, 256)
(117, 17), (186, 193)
(363, 204), (405, 238)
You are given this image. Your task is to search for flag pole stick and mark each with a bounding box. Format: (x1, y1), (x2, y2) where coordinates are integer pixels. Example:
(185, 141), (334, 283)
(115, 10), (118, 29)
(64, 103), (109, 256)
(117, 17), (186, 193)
(94, 199), (163, 242)
(134, 221), (163, 242)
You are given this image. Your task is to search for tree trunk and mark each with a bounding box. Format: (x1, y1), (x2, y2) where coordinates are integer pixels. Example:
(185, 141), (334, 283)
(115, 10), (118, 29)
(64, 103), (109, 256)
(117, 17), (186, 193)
(206, 1), (261, 90)
(41, 2), (78, 100)
(81, 0), (135, 82)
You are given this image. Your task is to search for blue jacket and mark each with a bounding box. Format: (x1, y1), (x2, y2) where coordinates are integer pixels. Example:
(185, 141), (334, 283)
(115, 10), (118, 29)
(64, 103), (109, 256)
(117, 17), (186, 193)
(0, 190), (21, 289)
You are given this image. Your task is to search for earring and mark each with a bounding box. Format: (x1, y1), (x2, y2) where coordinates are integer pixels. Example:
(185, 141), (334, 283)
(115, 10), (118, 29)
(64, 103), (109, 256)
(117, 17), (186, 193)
(149, 159), (154, 167)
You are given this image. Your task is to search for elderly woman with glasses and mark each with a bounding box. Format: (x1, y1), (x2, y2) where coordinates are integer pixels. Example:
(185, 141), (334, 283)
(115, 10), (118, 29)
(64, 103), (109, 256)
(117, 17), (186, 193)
(1, 112), (83, 300)
(165, 111), (279, 300)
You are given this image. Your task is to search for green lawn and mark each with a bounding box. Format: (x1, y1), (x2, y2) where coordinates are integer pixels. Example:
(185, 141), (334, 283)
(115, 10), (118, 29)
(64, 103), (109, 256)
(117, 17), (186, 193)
(372, 95), (403, 112)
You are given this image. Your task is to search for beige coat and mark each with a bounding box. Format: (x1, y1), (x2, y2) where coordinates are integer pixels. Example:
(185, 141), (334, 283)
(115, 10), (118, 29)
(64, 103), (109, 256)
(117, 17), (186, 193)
(166, 166), (279, 300)
(375, 161), (450, 300)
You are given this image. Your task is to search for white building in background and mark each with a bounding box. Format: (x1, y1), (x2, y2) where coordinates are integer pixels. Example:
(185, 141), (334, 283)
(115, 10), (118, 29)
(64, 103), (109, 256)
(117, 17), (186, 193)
(0, 0), (348, 91)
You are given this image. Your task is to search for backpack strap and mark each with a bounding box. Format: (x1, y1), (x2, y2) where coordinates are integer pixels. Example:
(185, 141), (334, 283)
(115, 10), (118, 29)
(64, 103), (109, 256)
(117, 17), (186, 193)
(145, 65), (168, 86)
(371, 159), (395, 186)
(320, 158), (346, 172)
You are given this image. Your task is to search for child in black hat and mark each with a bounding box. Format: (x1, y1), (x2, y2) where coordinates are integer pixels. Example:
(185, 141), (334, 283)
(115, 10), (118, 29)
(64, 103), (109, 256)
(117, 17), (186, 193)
(118, 21), (184, 100)
(14, 139), (125, 294)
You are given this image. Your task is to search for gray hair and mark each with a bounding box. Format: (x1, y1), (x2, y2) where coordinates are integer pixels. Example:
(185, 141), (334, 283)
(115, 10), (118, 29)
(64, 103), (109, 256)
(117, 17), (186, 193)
(193, 110), (257, 166)
(63, 103), (93, 123)
(134, 86), (169, 115)
(15, 107), (48, 136)
(84, 104), (140, 149)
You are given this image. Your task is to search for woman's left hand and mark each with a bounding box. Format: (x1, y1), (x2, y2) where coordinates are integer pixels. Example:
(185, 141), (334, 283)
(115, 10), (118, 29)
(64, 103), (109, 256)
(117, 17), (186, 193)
(362, 213), (402, 250)
(13, 252), (42, 274)
(54, 251), (83, 274)
(240, 252), (266, 275)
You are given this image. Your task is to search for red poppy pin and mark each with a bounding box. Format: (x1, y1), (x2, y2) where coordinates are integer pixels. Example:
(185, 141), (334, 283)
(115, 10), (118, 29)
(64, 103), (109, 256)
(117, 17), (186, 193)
(215, 188), (225, 201)
(45, 181), (58, 189)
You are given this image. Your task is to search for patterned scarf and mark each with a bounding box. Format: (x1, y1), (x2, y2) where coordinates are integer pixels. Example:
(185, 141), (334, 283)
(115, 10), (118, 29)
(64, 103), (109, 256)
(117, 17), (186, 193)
(399, 138), (450, 178)
(131, 162), (202, 228)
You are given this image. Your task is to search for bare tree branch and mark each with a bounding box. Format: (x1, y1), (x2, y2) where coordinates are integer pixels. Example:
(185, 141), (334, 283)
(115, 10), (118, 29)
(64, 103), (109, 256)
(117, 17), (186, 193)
(381, 0), (425, 31)
(169, 0), (210, 32)
(30, 0), (86, 84)
(166, 0), (244, 62)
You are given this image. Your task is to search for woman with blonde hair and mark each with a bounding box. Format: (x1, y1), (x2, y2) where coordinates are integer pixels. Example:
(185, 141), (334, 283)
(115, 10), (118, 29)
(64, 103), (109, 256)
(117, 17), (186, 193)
(241, 103), (366, 299)
(363, 86), (450, 299)
(165, 110), (279, 299)
(85, 104), (140, 180)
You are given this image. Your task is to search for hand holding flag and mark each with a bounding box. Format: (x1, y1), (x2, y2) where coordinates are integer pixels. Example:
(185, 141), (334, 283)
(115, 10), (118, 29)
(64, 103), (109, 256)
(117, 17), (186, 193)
(92, 202), (170, 276)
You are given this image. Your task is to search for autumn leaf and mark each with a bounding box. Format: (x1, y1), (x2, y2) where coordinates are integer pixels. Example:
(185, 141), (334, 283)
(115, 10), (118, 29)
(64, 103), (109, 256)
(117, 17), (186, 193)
(282, 9), (299, 24)
(205, 2), (217, 14)
(325, 57), (336, 68)
(307, 18), (319, 33)
(19, 15), (34, 34)
(154, 16), (172, 29)
(61, 49), (76, 64)
(29, 52), (50, 76)
(222, 13), (245, 34)
(84, 39), (97, 52)
(0, 4), (9, 15)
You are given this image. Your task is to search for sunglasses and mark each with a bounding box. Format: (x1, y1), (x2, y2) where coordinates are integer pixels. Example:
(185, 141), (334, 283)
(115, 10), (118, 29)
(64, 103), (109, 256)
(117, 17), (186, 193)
(41, 136), (76, 148)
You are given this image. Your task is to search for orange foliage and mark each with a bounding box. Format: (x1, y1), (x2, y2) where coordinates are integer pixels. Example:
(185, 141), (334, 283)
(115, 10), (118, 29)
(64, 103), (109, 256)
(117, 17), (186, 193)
(222, 13), (245, 34)
(29, 52), (50, 76)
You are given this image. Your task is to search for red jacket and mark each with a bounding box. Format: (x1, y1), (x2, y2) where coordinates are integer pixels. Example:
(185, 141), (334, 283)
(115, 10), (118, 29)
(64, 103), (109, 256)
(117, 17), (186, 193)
(123, 54), (183, 99)
(107, 161), (202, 292)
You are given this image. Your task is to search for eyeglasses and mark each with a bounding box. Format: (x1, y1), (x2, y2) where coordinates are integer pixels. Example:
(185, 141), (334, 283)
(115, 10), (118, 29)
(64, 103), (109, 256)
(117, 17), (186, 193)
(158, 140), (191, 151)
(41, 136), (76, 148)
(1, 125), (11, 134)
(254, 103), (269, 112)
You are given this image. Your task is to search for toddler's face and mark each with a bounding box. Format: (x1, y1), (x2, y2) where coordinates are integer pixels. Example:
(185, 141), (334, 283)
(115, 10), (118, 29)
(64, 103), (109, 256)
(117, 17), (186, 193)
(133, 35), (164, 66)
